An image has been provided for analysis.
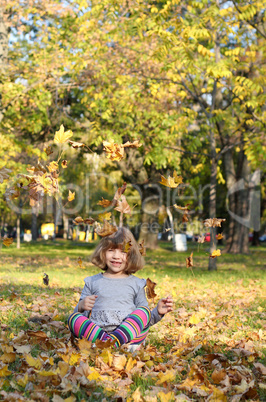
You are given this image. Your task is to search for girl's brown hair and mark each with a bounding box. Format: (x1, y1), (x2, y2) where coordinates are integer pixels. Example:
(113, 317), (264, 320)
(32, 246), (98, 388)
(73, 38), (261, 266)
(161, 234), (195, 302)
(91, 227), (144, 274)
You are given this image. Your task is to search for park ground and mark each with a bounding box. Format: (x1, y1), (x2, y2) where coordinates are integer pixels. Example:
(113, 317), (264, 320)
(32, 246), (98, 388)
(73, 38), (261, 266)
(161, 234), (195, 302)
(0, 240), (265, 401)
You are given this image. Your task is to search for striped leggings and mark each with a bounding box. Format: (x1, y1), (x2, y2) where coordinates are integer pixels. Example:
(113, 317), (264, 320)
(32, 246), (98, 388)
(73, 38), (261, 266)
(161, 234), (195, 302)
(68, 306), (151, 347)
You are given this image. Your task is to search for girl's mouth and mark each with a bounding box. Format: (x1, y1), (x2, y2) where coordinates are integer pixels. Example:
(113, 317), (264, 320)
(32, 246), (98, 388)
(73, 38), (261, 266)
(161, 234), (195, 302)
(111, 261), (122, 266)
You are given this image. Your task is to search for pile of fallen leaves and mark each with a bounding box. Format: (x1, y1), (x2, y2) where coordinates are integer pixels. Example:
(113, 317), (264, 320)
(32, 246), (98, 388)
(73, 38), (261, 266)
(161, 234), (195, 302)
(0, 275), (265, 401)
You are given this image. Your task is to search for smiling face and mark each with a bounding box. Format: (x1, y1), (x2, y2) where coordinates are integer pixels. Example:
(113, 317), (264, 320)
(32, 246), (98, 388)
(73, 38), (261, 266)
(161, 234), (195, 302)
(105, 247), (128, 277)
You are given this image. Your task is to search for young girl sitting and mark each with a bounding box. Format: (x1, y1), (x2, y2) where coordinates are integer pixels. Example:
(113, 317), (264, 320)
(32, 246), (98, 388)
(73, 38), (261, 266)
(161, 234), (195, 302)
(68, 227), (173, 349)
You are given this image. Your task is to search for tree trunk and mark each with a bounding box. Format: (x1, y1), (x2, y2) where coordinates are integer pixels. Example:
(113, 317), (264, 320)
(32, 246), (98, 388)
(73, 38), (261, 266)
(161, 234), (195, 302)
(138, 185), (160, 249)
(0, 7), (8, 124)
(31, 208), (38, 241)
(208, 150), (217, 271)
(63, 213), (68, 240)
(224, 150), (250, 254)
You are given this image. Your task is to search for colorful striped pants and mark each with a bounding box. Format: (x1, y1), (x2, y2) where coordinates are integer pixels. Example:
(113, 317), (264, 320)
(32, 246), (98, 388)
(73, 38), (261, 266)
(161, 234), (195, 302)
(68, 306), (151, 347)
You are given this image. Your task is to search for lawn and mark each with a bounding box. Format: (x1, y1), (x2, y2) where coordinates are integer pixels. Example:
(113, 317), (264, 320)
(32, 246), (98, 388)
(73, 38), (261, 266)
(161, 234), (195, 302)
(0, 239), (265, 401)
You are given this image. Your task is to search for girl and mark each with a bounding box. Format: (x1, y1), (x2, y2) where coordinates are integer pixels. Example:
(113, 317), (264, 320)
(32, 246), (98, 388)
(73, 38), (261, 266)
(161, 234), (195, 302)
(68, 227), (173, 350)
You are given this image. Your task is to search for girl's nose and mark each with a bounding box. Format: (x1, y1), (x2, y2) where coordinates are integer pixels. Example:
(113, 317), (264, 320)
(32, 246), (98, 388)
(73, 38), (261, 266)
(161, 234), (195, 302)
(113, 249), (120, 258)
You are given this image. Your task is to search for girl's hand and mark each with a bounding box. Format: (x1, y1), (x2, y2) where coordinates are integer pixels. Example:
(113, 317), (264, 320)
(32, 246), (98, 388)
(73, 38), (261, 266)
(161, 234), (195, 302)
(157, 295), (174, 316)
(78, 295), (98, 312)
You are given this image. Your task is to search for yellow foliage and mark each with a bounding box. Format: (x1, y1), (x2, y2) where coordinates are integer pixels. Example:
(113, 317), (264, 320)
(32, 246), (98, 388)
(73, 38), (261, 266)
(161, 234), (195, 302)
(156, 370), (176, 385)
(54, 125), (73, 144)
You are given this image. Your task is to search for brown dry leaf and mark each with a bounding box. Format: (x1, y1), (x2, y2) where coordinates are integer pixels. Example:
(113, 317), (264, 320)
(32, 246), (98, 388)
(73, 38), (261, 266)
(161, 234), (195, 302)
(0, 167), (11, 183)
(77, 257), (85, 269)
(103, 139), (125, 161)
(95, 338), (116, 349)
(186, 252), (193, 268)
(2, 237), (13, 247)
(114, 195), (131, 214)
(61, 160), (67, 168)
(253, 362), (266, 375)
(210, 249), (221, 258)
(83, 217), (95, 225)
(0, 353), (16, 363)
(97, 198), (112, 207)
(204, 218), (226, 228)
(131, 387), (143, 402)
(43, 273), (49, 286)
(113, 182), (127, 201)
(138, 240), (146, 256)
(122, 140), (142, 149)
(27, 330), (48, 339)
(182, 212), (189, 223)
(47, 161), (59, 173)
(98, 212), (112, 222)
(159, 172), (183, 188)
(146, 278), (157, 299)
(197, 235), (205, 243)
(217, 233), (223, 240)
(73, 216), (84, 225)
(174, 204), (190, 211)
(44, 146), (53, 156)
(112, 354), (127, 371)
(122, 240), (132, 253)
(54, 125), (73, 144)
(211, 369), (227, 384)
(97, 220), (117, 237)
(68, 190), (75, 202)
(68, 140), (85, 148)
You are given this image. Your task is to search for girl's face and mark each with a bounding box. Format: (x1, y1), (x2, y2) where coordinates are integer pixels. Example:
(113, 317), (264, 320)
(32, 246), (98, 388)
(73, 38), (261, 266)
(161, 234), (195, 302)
(105, 247), (128, 277)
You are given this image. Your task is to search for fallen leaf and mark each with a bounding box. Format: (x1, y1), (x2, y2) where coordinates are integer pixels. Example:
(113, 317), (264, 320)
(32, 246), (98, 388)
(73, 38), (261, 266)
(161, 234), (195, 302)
(112, 354), (127, 371)
(211, 369), (227, 384)
(156, 370), (175, 385)
(146, 278), (157, 299)
(25, 354), (43, 369)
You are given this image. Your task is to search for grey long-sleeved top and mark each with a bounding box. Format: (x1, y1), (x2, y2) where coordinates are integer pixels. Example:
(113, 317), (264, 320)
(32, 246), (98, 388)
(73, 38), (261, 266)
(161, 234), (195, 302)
(73, 273), (162, 332)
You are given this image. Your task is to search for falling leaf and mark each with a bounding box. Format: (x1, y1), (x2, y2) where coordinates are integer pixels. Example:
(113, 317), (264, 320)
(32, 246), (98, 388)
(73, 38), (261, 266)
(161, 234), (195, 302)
(122, 240), (132, 253)
(138, 240), (146, 256)
(103, 139), (125, 161)
(146, 278), (157, 299)
(122, 140), (142, 149)
(114, 195), (131, 214)
(61, 160), (68, 168)
(210, 249), (221, 258)
(186, 252), (193, 268)
(77, 257), (85, 269)
(68, 190), (75, 202)
(43, 273), (49, 286)
(68, 140), (85, 148)
(165, 228), (171, 232)
(182, 212), (189, 223)
(197, 235), (205, 243)
(54, 125), (73, 144)
(0, 167), (11, 183)
(97, 220), (117, 237)
(174, 204), (190, 211)
(2, 237), (13, 247)
(73, 216), (84, 225)
(83, 217), (95, 225)
(204, 218), (226, 228)
(97, 198), (112, 207)
(98, 212), (112, 222)
(113, 182), (127, 200)
(47, 161), (59, 173)
(217, 233), (223, 240)
(44, 146), (53, 156)
(159, 172), (183, 188)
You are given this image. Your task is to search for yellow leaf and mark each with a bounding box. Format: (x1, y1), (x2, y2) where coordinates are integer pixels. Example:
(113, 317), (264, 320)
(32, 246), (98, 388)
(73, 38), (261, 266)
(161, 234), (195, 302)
(131, 387), (143, 402)
(61, 159), (68, 168)
(159, 172), (183, 188)
(68, 353), (81, 366)
(87, 367), (102, 381)
(112, 354), (127, 371)
(126, 356), (137, 372)
(17, 373), (29, 387)
(68, 190), (75, 202)
(208, 387), (227, 401)
(103, 139), (124, 161)
(36, 368), (60, 376)
(0, 365), (12, 377)
(58, 361), (69, 378)
(2, 237), (13, 247)
(47, 161), (59, 173)
(98, 212), (112, 222)
(54, 125), (73, 144)
(25, 354), (43, 369)
(158, 391), (175, 402)
(156, 370), (175, 385)
(0, 352), (16, 363)
(101, 349), (113, 366)
(210, 249), (221, 258)
(189, 313), (201, 325)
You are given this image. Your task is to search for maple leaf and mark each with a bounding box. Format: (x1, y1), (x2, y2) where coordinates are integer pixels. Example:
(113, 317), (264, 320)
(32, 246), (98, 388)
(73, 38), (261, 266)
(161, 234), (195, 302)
(83, 217), (95, 225)
(204, 218), (226, 228)
(68, 190), (75, 202)
(217, 233), (223, 240)
(174, 204), (190, 211)
(68, 140), (85, 148)
(146, 278), (157, 299)
(77, 257), (85, 269)
(103, 139), (125, 161)
(61, 160), (68, 168)
(138, 240), (146, 256)
(159, 172), (183, 188)
(197, 235), (205, 243)
(95, 338), (116, 349)
(122, 240), (132, 253)
(73, 216), (84, 225)
(44, 145), (53, 156)
(114, 182), (127, 201)
(0, 167), (11, 183)
(186, 252), (193, 268)
(54, 125), (73, 144)
(96, 220), (117, 237)
(210, 249), (221, 258)
(114, 195), (131, 214)
(47, 161), (59, 173)
(2, 236), (13, 247)
(182, 212), (189, 223)
(97, 198), (112, 207)
(98, 212), (112, 222)
(122, 140), (142, 149)
(43, 273), (49, 286)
